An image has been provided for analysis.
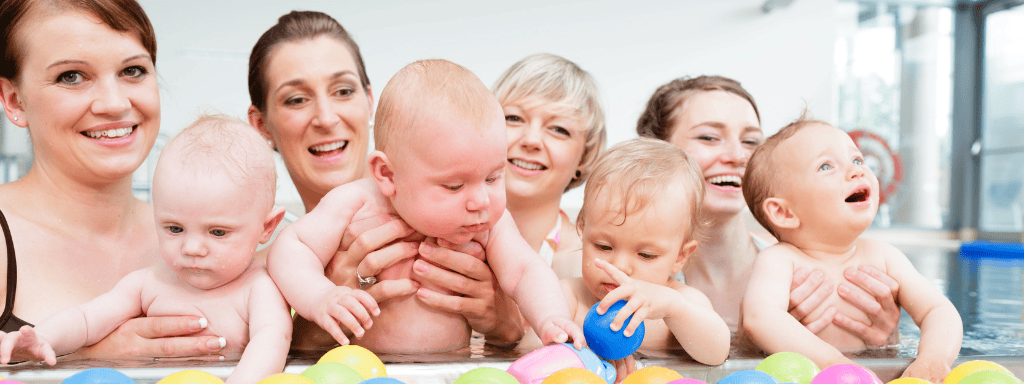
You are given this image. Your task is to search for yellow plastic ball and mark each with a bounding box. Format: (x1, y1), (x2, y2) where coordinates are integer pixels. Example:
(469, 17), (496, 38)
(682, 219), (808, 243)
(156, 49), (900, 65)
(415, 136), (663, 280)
(945, 361), (1016, 384)
(888, 378), (932, 384)
(157, 370), (225, 384)
(317, 345), (387, 379)
(257, 373), (316, 384)
(623, 366), (684, 384)
(541, 368), (608, 384)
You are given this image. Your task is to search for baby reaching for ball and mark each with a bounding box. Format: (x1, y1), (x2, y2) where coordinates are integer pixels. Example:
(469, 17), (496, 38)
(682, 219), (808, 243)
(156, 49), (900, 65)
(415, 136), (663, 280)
(740, 118), (962, 383)
(0, 116), (292, 384)
(556, 138), (731, 376)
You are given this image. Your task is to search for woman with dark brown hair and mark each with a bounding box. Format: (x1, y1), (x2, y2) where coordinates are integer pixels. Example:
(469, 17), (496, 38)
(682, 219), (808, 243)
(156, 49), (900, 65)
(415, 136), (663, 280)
(0, 0), (226, 359)
(637, 76), (901, 346)
(246, 11), (523, 350)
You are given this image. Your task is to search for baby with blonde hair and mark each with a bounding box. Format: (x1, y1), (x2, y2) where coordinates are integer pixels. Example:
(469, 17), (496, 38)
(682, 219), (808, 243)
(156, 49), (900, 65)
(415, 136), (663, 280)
(558, 138), (730, 378)
(742, 118), (961, 382)
(269, 59), (583, 353)
(0, 115), (292, 384)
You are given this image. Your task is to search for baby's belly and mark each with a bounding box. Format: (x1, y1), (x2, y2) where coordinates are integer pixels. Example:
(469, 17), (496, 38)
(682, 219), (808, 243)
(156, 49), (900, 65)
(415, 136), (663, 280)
(356, 258), (470, 353)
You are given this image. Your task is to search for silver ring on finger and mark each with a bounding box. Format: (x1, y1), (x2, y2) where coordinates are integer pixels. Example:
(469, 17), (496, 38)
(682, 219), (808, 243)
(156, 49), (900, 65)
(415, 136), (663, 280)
(357, 271), (377, 290)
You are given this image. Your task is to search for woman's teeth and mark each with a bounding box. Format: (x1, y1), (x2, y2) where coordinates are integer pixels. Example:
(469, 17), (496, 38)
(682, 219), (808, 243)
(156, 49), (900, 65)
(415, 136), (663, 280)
(83, 126), (134, 139)
(509, 159), (546, 171)
(310, 141), (347, 154)
(707, 175), (742, 187)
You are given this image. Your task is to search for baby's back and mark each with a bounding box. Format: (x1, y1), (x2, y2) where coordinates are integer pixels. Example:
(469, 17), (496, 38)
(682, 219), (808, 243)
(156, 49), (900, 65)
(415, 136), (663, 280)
(785, 239), (889, 350)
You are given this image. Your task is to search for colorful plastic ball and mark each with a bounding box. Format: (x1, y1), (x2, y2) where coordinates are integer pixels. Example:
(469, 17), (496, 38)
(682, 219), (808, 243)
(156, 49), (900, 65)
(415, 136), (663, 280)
(63, 368), (136, 384)
(810, 364), (881, 384)
(540, 368), (607, 384)
(945, 361), (1017, 384)
(302, 362), (365, 384)
(0, 380), (27, 384)
(453, 367), (518, 384)
(318, 345), (387, 379)
(667, 380), (709, 384)
(718, 370), (782, 384)
(887, 378), (933, 384)
(958, 371), (1021, 384)
(358, 379), (406, 384)
(156, 370), (225, 384)
(583, 300), (645, 360)
(623, 366), (683, 384)
(257, 373), (316, 384)
(756, 352), (821, 384)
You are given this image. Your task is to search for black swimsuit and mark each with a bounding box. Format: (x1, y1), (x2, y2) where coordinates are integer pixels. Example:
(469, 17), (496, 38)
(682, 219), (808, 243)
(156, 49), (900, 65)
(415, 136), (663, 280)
(0, 209), (33, 332)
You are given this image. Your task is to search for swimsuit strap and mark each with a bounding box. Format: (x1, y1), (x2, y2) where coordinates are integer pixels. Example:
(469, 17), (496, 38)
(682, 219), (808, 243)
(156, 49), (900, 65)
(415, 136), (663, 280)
(0, 208), (17, 328)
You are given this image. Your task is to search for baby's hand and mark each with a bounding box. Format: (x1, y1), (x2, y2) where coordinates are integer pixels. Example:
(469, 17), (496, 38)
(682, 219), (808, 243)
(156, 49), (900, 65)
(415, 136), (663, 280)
(0, 325), (56, 365)
(594, 258), (679, 336)
(312, 286), (380, 346)
(610, 355), (637, 384)
(538, 317), (585, 350)
(902, 357), (951, 384)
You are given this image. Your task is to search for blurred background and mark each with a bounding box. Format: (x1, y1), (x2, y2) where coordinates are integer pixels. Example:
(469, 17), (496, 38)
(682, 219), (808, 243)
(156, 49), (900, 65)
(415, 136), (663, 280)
(1, 0), (1021, 243)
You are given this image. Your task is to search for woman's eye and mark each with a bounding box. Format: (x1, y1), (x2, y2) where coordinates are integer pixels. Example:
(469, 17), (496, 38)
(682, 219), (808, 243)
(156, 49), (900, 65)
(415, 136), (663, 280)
(505, 115), (523, 123)
(121, 65), (148, 79)
(853, 157), (864, 165)
(167, 226), (183, 234)
(210, 229), (227, 237)
(56, 71), (84, 85)
(334, 87), (355, 97)
(549, 126), (571, 138)
(742, 138), (762, 147)
(698, 135), (718, 142)
(284, 96), (307, 106)
(819, 163), (833, 171)
(444, 184), (463, 191)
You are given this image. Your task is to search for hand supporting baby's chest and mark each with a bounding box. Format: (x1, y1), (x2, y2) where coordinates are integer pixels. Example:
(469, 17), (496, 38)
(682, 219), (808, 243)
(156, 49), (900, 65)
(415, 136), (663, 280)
(142, 289), (251, 354)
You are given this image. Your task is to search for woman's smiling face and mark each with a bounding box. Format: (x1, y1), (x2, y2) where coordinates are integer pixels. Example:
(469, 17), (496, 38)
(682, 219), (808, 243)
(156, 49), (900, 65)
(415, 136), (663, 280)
(254, 36), (374, 206)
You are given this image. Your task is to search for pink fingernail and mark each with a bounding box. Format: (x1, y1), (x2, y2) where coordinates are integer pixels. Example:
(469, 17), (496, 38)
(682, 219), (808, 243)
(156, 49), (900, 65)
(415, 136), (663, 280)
(414, 260), (429, 273)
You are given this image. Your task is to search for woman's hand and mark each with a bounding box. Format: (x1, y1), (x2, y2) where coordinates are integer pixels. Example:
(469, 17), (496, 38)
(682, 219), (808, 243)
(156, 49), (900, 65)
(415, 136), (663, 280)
(292, 214), (421, 351)
(789, 266), (901, 346)
(68, 316), (225, 360)
(412, 239), (524, 347)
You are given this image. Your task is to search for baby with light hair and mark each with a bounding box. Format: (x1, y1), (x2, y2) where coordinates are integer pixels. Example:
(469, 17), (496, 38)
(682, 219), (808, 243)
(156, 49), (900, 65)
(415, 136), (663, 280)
(0, 115), (292, 384)
(269, 59), (583, 353)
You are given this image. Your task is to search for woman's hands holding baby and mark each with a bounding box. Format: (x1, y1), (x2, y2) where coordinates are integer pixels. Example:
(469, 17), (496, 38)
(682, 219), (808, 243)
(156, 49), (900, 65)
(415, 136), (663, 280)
(0, 326), (56, 365)
(789, 266), (901, 346)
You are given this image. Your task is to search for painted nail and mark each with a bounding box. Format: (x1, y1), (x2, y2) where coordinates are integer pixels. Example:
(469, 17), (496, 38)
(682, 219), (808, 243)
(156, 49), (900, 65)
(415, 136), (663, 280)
(207, 337), (226, 349)
(192, 318), (208, 330)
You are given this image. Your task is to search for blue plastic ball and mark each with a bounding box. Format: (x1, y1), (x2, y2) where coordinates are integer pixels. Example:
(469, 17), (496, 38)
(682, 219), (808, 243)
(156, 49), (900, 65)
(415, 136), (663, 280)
(717, 370), (782, 384)
(359, 379), (406, 384)
(63, 368), (137, 384)
(583, 300), (645, 360)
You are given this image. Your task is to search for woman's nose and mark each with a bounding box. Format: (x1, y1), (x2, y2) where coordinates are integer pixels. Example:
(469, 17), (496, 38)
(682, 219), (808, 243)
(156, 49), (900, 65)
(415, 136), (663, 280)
(721, 140), (749, 165)
(90, 78), (131, 118)
(517, 122), (543, 150)
(311, 97), (340, 130)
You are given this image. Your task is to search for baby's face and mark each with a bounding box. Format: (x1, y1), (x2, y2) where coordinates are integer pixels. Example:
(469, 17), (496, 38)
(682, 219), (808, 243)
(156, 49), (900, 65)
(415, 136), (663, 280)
(388, 111), (508, 245)
(775, 123), (879, 233)
(580, 184), (693, 300)
(152, 168), (268, 290)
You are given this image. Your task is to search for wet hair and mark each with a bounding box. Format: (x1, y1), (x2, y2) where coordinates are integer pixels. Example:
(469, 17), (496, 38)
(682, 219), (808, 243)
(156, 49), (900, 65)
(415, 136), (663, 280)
(248, 10), (369, 112)
(156, 114), (277, 209)
(0, 0), (157, 80)
(374, 59), (501, 154)
(577, 137), (706, 244)
(742, 112), (829, 241)
(492, 53), (607, 191)
(636, 75), (760, 141)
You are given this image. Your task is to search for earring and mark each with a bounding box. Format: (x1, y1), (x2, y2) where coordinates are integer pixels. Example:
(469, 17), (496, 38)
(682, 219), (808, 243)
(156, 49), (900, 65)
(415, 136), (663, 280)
(575, 170), (582, 178)
(12, 117), (17, 121)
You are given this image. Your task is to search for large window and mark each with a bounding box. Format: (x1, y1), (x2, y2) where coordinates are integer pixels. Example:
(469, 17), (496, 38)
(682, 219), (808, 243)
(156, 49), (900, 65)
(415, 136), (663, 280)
(979, 4), (1024, 234)
(835, 2), (954, 230)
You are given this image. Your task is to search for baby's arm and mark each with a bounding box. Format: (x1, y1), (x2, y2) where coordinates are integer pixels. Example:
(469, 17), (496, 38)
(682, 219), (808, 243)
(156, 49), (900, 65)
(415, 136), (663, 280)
(267, 184), (380, 345)
(878, 241), (961, 383)
(228, 275), (293, 384)
(486, 212), (583, 348)
(594, 259), (729, 365)
(742, 246), (854, 368)
(0, 271), (146, 364)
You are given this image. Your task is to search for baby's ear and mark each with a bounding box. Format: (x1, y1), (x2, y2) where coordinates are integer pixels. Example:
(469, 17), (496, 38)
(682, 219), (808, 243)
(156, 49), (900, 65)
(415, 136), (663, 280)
(368, 150), (397, 197)
(763, 197), (799, 230)
(260, 206), (287, 244)
(673, 239), (698, 274)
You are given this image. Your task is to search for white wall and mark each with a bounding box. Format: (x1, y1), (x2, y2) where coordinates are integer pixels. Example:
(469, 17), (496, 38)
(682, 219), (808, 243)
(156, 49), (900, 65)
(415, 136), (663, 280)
(140, 0), (838, 214)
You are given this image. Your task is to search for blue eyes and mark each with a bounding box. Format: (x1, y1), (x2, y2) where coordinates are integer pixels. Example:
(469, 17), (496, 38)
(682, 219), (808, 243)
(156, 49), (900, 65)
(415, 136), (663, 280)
(819, 158), (864, 171)
(167, 226), (183, 234)
(854, 158), (863, 165)
(819, 163), (833, 171)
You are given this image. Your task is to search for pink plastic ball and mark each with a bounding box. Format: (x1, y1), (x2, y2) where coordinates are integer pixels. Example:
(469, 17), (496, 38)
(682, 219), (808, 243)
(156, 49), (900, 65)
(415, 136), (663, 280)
(811, 365), (882, 384)
(667, 379), (710, 384)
